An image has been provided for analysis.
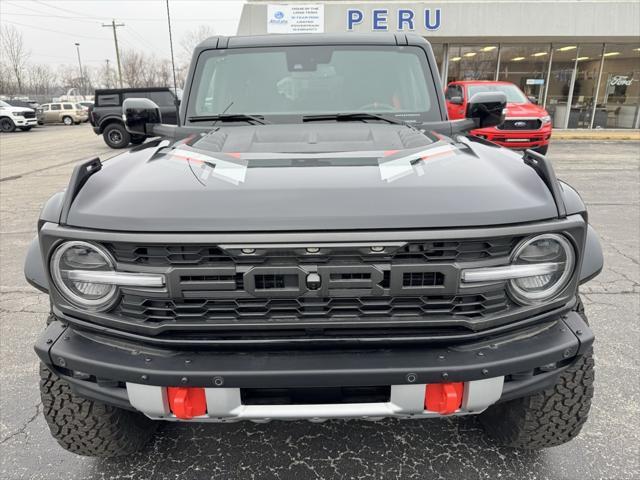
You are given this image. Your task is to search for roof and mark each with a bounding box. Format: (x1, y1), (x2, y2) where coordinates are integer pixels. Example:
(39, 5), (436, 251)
(197, 33), (431, 50)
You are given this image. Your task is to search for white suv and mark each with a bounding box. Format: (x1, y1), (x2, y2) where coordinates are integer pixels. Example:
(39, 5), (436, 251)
(0, 100), (38, 132)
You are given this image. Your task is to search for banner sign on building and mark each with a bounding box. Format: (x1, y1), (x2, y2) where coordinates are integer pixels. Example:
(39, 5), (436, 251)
(267, 4), (324, 33)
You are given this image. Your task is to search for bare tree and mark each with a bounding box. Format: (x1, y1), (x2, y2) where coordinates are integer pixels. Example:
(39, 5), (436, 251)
(27, 64), (57, 95)
(120, 49), (146, 87)
(180, 25), (215, 60)
(1, 25), (30, 93)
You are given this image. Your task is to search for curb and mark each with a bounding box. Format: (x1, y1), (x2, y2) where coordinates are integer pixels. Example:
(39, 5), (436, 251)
(552, 130), (640, 141)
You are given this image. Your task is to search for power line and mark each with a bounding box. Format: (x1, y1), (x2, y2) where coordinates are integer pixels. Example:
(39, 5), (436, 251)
(1, 19), (109, 41)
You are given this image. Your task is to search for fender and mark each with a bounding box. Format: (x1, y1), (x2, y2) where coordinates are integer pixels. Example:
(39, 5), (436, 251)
(580, 224), (604, 284)
(24, 236), (48, 292)
(559, 181), (586, 216)
(97, 114), (124, 132)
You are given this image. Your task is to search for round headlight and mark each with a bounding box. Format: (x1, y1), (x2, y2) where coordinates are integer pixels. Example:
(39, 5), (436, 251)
(508, 234), (575, 305)
(50, 241), (117, 310)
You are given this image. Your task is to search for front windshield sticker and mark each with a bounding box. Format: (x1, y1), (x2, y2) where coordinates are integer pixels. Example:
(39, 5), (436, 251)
(378, 144), (458, 183)
(167, 148), (248, 186)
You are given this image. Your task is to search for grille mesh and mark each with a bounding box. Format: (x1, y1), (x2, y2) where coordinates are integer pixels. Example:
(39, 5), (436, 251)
(118, 291), (509, 324)
(106, 237), (520, 266)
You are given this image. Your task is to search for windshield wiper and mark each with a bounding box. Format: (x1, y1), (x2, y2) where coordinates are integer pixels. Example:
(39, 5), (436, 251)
(188, 113), (269, 125)
(303, 112), (407, 125)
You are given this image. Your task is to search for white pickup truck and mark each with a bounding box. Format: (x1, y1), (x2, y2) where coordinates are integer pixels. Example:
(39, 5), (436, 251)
(0, 100), (38, 132)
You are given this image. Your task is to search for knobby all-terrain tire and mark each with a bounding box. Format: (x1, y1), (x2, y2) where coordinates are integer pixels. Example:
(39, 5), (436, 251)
(479, 349), (594, 449)
(39, 364), (157, 457)
(102, 122), (130, 149)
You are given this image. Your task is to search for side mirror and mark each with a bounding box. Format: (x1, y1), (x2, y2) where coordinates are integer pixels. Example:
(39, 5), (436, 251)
(466, 92), (506, 129)
(123, 98), (161, 136)
(449, 96), (463, 105)
(528, 95), (539, 105)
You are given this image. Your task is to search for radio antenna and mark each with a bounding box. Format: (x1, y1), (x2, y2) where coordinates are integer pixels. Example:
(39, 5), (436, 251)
(165, 0), (181, 126)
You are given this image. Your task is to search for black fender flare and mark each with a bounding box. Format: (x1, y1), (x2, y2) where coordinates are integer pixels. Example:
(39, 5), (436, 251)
(97, 115), (124, 133)
(580, 224), (604, 284)
(24, 236), (48, 292)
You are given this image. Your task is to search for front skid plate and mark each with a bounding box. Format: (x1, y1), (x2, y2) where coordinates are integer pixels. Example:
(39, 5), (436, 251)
(34, 311), (593, 389)
(125, 378), (505, 422)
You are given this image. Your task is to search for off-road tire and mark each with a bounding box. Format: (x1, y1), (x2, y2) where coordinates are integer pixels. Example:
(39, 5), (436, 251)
(103, 123), (130, 149)
(130, 134), (146, 145)
(19, 126), (32, 131)
(62, 116), (73, 126)
(39, 365), (157, 457)
(480, 349), (594, 449)
(0, 117), (16, 132)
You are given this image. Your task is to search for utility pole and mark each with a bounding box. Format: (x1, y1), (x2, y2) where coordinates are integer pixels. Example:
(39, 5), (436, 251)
(74, 42), (84, 96)
(105, 59), (111, 88)
(102, 19), (124, 87)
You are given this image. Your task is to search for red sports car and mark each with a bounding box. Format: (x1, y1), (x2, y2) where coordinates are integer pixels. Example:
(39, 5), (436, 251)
(445, 81), (552, 154)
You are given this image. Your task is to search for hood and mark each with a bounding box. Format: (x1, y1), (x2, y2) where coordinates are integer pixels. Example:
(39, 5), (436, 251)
(65, 124), (558, 232)
(5, 106), (33, 114)
(505, 102), (548, 118)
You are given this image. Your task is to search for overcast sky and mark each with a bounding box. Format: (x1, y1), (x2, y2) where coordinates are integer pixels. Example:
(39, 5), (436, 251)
(0, 0), (245, 67)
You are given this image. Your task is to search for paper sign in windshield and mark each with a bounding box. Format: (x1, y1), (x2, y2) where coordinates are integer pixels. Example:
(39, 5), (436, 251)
(168, 148), (248, 186)
(378, 144), (457, 183)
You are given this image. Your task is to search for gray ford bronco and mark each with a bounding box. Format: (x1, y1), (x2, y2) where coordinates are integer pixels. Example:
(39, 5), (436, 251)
(26, 34), (603, 457)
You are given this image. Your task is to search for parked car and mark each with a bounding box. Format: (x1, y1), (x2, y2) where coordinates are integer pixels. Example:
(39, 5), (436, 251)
(38, 102), (88, 125)
(446, 81), (552, 154)
(26, 33), (602, 458)
(76, 101), (94, 122)
(91, 87), (179, 148)
(0, 100), (37, 132)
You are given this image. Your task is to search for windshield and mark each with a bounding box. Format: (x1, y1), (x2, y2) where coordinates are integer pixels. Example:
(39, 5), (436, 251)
(467, 84), (528, 103)
(187, 45), (439, 123)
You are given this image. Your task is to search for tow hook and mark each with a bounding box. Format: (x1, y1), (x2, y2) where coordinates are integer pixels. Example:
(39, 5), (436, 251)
(167, 387), (207, 419)
(425, 382), (464, 414)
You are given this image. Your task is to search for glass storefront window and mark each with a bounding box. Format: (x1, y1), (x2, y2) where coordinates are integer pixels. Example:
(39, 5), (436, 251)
(447, 45), (498, 83)
(567, 44), (604, 128)
(497, 44), (550, 104)
(545, 44), (579, 128)
(593, 44), (640, 129)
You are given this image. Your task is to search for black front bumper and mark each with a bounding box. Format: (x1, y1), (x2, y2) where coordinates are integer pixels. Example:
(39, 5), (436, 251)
(35, 311), (593, 410)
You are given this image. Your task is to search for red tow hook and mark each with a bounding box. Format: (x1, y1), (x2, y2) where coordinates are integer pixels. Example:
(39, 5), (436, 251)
(167, 387), (207, 419)
(425, 382), (464, 415)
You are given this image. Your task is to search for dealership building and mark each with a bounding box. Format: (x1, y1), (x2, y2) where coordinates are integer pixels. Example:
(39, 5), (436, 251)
(237, 1), (640, 129)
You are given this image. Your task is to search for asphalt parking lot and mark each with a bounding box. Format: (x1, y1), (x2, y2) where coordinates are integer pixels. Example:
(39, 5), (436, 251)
(0, 124), (638, 480)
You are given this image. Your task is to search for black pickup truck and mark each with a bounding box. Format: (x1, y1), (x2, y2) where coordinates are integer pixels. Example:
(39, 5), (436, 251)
(26, 33), (602, 457)
(90, 87), (180, 148)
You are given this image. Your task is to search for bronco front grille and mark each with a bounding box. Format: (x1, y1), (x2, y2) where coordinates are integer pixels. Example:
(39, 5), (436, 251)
(92, 237), (524, 339)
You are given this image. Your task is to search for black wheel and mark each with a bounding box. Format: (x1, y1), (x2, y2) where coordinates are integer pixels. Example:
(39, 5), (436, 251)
(532, 145), (548, 155)
(0, 117), (16, 132)
(39, 364), (157, 457)
(38, 121), (44, 125)
(480, 349), (594, 449)
(130, 135), (146, 145)
(19, 126), (32, 131)
(62, 116), (73, 126)
(102, 123), (131, 149)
